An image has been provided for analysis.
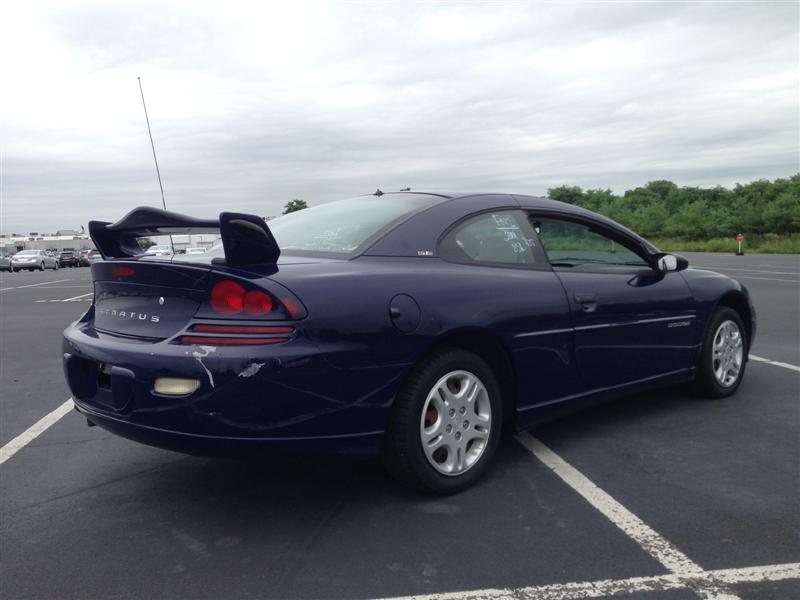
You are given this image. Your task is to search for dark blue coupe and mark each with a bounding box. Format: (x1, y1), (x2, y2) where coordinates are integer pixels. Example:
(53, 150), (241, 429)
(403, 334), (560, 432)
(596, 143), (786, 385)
(63, 192), (755, 493)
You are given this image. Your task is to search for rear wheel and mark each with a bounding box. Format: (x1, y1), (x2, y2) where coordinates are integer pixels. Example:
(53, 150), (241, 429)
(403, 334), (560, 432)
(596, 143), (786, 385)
(695, 307), (747, 398)
(382, 348), (502, 494)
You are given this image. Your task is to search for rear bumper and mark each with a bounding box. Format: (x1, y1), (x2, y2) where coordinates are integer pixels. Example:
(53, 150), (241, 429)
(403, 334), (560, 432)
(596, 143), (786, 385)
(63, 319), (399, 457)
(73, 403), (383, 457)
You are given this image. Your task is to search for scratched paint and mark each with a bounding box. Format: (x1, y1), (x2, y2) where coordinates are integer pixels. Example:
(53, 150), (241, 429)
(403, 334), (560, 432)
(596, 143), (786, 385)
(191, 345), (216, 388)
(238, 362), (265, 378)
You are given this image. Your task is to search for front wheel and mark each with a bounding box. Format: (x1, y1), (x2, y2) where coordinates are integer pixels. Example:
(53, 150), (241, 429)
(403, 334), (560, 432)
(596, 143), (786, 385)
(54, 262), (59, 270)
(382, 348), (502, 494)
(694, 307), (747, 398)
(39, 262), (45, 271)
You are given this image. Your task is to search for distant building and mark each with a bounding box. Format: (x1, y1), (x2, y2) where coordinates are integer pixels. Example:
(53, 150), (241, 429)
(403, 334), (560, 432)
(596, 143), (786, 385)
(55, 229), (80, 236)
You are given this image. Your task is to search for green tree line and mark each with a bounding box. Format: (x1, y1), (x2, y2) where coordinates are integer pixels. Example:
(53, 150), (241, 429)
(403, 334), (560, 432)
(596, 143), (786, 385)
(548, 174), (800, 241)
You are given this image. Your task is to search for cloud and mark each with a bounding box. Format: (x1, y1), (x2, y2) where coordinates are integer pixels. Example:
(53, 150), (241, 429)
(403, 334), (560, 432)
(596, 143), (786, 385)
(1, 1), (797, 233)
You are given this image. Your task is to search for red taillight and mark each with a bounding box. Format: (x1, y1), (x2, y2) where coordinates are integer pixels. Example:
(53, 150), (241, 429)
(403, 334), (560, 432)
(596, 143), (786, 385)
(243, 290), (272, 315)
(180, 324), (295, 346)
(207, 279), (301, 319)
(112, 266), (135, 276)
(210, 280), (245, 315)
(193, 324), (294, 334)
(281, 297), (303, 318)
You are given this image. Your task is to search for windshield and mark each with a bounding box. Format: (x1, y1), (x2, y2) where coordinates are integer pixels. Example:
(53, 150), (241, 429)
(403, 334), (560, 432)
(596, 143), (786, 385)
(17, 250), (39, 256)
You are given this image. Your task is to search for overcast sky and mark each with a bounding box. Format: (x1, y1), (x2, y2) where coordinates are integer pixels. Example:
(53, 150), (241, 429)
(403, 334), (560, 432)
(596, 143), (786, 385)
(1, 1), (797, 234)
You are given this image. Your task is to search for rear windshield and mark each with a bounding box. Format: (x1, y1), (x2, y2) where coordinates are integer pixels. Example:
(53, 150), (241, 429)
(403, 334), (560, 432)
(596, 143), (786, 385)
(17, 250), (39, 255)
(180, 194), (438, 262)
(270, 195), (436, 255)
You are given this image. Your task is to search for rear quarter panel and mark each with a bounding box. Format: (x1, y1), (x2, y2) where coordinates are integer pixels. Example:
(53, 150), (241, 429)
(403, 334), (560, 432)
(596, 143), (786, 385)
(268, 256), (578, 431)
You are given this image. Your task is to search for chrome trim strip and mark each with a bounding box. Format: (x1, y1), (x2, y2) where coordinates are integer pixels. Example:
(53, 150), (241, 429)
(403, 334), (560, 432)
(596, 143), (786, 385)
(515, 327), (573, 339)
(573, 315), (696, 332)
(515, 315), (696, 338)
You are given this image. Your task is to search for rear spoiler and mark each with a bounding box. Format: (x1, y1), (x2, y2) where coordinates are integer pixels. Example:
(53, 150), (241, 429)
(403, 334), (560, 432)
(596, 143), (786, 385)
(89, 206), (280, 266)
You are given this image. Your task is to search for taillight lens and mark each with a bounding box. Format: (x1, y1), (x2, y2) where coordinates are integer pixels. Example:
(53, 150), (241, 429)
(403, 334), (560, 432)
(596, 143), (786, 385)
(243, 291), (273, 315)
(179, 324), (296, 346)
(210, 280), (245, 315)
(205, 279), (304, 319)
(192, 324), (294, 334)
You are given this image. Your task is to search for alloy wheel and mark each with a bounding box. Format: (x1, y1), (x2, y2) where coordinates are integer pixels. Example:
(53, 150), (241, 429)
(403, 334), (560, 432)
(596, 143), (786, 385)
(712, 320), (743, 387)
(419, 370), (492, 476)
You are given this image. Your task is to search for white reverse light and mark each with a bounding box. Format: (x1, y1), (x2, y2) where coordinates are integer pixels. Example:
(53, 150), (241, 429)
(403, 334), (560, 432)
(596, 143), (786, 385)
(153, 377), (200, 396)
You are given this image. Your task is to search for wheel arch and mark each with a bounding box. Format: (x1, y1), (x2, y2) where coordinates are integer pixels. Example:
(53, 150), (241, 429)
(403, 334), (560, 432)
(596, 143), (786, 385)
(716, 291), (753, 354)
(415, 328), (517, 426)
(694, 291), (753, 367)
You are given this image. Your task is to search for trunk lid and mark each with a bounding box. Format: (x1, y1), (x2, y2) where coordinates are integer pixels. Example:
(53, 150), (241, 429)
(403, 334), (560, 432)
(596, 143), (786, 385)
(92, 261), (212, 340)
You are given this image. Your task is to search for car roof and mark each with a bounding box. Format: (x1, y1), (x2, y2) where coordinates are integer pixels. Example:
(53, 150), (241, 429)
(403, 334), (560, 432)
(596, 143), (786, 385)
(361, 191), (657, 257)
(367, 190), (599, 213)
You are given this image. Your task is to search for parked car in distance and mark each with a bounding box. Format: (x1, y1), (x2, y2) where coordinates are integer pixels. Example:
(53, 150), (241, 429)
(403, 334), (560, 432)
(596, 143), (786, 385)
(0, 253), (12, 272)
(65, 193), (756, 494)
(78, 249), (101, 266)
(59, 251), (80, 268)
(143, 244), (173, 259)
(185, 247), (206, 255)
(12, 249), (59, 271)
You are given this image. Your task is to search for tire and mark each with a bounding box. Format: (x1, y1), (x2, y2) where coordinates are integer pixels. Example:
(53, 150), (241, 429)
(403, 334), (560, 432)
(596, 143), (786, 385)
(39, 262), (45, 271)
(694, 307), (747, 398)
(382, 347), (503, 494)
(54, 262), (59, 270)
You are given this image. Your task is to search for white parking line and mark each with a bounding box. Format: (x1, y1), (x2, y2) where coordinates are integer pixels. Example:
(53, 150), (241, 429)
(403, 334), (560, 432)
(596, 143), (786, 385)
(0, 278), (72, 292)
(515, 433), (739, 599)
(378, 562), (800, 600)
(750, 354), (800, 373)
(727, 275), (800, 284)
(61, 292), (93, 302)
(0, 399), (73, 466)
(695, 266), (800, 276)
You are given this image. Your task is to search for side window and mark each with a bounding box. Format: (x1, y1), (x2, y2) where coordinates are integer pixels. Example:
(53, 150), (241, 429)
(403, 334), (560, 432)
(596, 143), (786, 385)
(439, 211), (543, 267)
(534, 219), (649, 271)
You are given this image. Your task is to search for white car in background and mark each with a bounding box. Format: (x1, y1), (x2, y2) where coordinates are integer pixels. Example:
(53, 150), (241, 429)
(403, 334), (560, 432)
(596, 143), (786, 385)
(143, 245), (173, 259)
(185, 247), (206, 254)
(11, 249), (59, 271)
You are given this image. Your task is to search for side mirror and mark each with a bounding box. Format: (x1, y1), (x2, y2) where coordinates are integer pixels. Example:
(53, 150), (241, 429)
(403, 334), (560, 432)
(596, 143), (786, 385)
(657, 254), (678, 272)
(655, 253), (688, 272)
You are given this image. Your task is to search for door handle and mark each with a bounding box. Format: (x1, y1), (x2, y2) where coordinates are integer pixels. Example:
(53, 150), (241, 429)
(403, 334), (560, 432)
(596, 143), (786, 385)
(574, 293), (598, 312)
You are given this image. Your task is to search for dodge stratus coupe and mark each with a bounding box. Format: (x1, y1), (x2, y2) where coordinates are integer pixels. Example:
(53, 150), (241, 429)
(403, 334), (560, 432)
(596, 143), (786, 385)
(63, 192), (755, 493)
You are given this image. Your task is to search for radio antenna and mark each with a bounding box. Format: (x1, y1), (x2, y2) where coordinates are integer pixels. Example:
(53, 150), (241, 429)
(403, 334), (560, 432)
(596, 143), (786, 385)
(138, 77), (174, 254)
(138, 76), (167, 211)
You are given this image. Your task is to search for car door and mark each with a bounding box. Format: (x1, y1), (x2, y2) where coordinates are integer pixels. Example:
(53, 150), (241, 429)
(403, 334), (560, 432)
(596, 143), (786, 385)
(436, 209), (581, 411)
(532, 215), (697, 391)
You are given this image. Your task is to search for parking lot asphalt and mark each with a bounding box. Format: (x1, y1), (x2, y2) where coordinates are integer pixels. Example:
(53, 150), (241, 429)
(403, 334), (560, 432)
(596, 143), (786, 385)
(1, 253), (798, 600)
